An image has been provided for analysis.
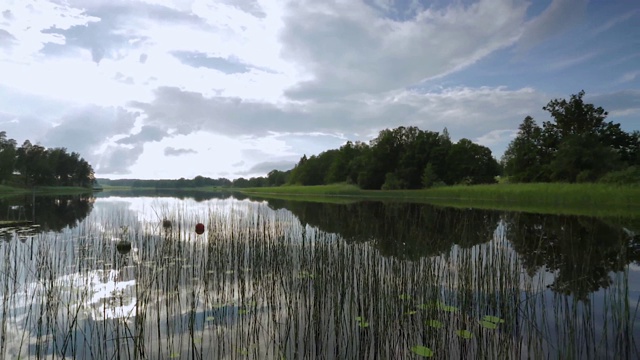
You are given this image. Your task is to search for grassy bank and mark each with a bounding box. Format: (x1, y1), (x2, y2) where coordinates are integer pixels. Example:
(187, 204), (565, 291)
(0, 185), (95, 198)
(236, 183), (640, 217)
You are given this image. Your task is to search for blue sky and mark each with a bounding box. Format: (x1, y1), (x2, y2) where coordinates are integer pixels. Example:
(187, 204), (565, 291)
(0, 0), (638, 179)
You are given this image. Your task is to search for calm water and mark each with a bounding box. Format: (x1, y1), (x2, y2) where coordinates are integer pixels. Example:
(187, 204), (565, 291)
(0, 191), (638, 359)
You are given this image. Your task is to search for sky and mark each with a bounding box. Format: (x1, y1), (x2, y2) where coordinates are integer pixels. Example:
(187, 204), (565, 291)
(0, 0), (638, 180)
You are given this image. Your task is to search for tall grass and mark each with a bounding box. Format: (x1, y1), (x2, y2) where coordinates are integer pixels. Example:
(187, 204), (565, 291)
(239, 183), (640, 217)
(0, 199), (636, 359)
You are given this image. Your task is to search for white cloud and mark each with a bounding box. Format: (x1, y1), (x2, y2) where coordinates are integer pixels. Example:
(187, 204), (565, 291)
(619, 71), (640, 83)
(517, 0), (588, 52)
(592, 10), (639, 36)
(0, 0), (99, 61)
(281, 0), (529, 98)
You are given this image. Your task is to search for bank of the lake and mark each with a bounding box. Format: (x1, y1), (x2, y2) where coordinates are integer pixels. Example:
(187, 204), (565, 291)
(235, 183), (640, 217)
(0, 185), (96, 198)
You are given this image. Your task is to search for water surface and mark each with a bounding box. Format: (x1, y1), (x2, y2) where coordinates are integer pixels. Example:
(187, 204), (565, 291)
(0, 192), (637, 359)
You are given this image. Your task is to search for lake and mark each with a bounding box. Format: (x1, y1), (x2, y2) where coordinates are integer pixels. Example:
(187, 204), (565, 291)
(0, 191), (638, 359)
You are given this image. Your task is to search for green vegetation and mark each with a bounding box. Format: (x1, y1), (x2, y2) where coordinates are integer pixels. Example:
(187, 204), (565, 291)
(285, 125), (500, 189)
(0, 185), (95, 198)
(236, 183), (640, 217)
(0, 131), (96, 188)
(502, 91), (639, 183)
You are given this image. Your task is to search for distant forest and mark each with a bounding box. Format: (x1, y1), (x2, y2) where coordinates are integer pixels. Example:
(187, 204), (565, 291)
(0, 132), (95, 187)
(100, 91), (640, 190)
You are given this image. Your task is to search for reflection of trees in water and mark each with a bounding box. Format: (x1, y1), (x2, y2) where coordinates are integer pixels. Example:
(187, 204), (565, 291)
(0, 194), (94, 232)
(258, 197), (640, 299)
(96, 189), (234, 202)
(504, 213), (640, 301)
(260, 199), (501, 260)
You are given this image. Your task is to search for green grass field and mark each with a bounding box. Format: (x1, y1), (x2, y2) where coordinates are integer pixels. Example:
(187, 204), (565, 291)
(236, 183), (640, 217)
(0, 185), (95, 198)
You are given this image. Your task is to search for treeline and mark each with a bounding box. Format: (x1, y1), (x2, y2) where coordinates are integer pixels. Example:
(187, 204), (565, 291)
(502, 91), (640, 183)
(0, 131), (95, 187)
(96, 173), (290, 189)
(286, 126), (499, 189)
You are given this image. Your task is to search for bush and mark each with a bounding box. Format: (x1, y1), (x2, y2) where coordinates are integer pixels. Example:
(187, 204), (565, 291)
(598, 167), (640, 185)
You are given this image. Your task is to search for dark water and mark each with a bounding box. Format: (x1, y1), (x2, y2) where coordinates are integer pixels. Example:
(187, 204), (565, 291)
(0, 191), (638, 359)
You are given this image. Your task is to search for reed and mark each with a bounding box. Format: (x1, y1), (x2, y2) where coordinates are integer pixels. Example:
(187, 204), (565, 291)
(0, 199), (636, 359)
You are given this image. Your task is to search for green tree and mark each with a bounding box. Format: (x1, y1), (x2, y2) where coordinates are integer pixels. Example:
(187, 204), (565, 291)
(502, 116), (548, 182)
(421, 162), (438, 188)
(0, 131), (17, 184)
(540, 90), (627, 182)
(446, 139), (499, 185)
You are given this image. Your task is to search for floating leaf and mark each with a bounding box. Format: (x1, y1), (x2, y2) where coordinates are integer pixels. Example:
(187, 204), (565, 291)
(358, 321), (369, 328)
(425, 320), (443, 328)
(169, 353), (180, 358)
(399, 294), (411, 300)
(436, 302), (458, 313)
(411, 345), (434, 357)
(483, 315), (505, 324)
(206, 316), (215, 321)
(404, 311), (417, 316)
(355, 316), (363, 321)
(456, 330), (473, 339)
(225, 270), (235, 274)
(238, 309), (249, 315)
(479, 320), (498, 329)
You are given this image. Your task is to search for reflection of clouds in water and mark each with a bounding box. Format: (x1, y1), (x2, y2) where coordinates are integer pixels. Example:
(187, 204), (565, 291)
(58, 269), (137, 321)
(88, 196), (274, 241)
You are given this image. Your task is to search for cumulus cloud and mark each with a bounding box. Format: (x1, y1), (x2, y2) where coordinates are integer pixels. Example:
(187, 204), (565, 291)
(220, 0), (266, 18)
(280, 0), (528, 99)
(164, 147), (197, 156)
(38, 1), (206, 63)
(96, 145), (144, 174)
(117, 125), (167, 145)
(130, 85), (548, 159)
(171, 51), (251, 74)
(236, 160), (297, 176)
(0, 29), (16, 47)
(42, 106), (139, 173)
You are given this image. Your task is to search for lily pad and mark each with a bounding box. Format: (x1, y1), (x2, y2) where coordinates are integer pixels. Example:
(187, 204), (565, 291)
(456, 329), (473, 339)
(479, 320), (498, 329)
(436, 302), (458, 313)
(358, 321), (369, 328)
(399, 294), (411, 300)
(411, 345), (434, 357)
(404, 311), (417, 316)
(425, 320), (443, 328)
(483, 315), (505, 324)
(206, 316), (215, 321)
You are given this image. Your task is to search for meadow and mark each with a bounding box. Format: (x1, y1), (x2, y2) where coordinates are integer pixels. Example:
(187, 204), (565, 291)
(235, 183), (640, 217)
